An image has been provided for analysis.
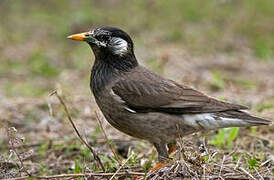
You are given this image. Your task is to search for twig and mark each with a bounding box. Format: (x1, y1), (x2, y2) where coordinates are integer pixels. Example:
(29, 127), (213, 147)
(260, 158), (271, 167)
(6, 127), (31, 177)
(254, 167), (264, 180)
(202, 164), (206, 180)
(208, 151), (218, 163)
(247, 134), (271, 142)
(110, 154), (133, 180)
(239, 167), (256, 180)
(234, 155), (241, 170)
(218, 155), (225, 178)
(9, 171), (145, 180)
(8, 143), (41, 149)
(95, 110), (122, 165)
(50, 90), (105, 172)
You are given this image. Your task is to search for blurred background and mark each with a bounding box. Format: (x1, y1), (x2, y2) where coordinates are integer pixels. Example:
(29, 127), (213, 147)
(0, 0), (273, 177)
(1, 0), (274, 98)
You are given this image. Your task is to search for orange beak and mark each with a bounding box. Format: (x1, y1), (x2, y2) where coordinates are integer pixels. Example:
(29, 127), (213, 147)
(67, 32), (89, 41)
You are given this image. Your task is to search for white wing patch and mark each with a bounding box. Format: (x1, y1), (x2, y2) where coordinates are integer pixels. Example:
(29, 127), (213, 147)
(109, 37), (128, 56)
(183, 113), (248, 130)
(110, 89), (136, 113)
(124, 107), (136, 113)
(110, 89), (125, 103)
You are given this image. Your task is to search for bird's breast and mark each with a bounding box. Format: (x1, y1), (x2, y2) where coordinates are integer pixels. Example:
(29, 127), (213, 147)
(93, 90), (192, 142)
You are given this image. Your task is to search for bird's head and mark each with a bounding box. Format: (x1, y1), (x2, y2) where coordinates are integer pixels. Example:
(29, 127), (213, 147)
(68, 26), (134, 59)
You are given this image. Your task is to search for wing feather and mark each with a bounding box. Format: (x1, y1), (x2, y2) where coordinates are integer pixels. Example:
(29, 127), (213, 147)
(112, 66), (248, 114)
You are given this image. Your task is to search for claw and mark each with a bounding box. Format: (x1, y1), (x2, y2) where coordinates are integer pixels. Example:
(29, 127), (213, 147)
(168, 144), (176, 155)
(150, 161), (168, 172)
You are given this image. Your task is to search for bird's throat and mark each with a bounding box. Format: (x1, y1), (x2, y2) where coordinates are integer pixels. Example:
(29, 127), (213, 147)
(90, 56), (138, 95)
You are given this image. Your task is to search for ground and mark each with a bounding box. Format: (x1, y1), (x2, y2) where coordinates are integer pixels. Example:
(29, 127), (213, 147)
(1, 50), (273, 179)
(0, 1), (273, 179)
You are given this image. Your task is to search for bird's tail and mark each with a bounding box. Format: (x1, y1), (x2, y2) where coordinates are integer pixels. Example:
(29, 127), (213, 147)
(215, 110), (272, 127)
(183, 110), (272, 130)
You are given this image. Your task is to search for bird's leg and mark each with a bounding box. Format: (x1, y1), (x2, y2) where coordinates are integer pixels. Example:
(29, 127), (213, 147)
(154, 142), (169, 162)
(167, 141), (177, 155)
(150, 142), (169, 172)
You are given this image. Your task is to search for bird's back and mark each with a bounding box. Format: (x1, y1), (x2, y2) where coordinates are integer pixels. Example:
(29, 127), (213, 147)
(112, 65), (271, 128)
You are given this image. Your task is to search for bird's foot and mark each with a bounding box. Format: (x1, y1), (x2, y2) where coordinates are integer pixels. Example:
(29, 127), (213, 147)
(168, 144), (176, 155)
(146, 160), (172, 179)
(150, 161), (168, 172)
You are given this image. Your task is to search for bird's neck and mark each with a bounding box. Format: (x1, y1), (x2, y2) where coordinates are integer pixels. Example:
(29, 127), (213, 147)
(90, 54), (138, 94)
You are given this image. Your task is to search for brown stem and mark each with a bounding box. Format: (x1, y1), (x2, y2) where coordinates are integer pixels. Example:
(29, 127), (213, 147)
(6, 127), (31, 177)
(50, 90), (105, 172)
(95, 111), (122, 165)
(10, 171), (145, 180)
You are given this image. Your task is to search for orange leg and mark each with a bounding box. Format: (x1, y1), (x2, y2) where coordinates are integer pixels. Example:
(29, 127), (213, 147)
(167, 141), (177, 155)
(150, 161), (168, 172)
(168, 144), (177, 155)
(149, 142), (174, 172)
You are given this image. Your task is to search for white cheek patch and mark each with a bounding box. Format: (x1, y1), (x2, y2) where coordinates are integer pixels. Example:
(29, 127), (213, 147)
(109, 37), (128, 55)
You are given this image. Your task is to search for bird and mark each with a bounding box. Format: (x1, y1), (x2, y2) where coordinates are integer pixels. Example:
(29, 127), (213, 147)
(68, 26), (271, 171)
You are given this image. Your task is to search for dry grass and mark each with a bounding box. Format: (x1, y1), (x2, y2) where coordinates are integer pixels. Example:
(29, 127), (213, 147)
(0, 2), (274, 178)
(0, 49), (273, 179)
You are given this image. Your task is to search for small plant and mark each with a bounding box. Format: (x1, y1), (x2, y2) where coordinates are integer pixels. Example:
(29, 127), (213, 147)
(38, 142), (49, 156)
(210, 127), (239, 148)
(71, 160), (84, 180)
(248, 158), (259, 170)
(73, 160), (83, 173)
(227, 127), (239, 147)
(99, 155), (117, 172)
(250, 127), (257, 134)
(127, 149), (137, 166)
(210, 129), (226, 147)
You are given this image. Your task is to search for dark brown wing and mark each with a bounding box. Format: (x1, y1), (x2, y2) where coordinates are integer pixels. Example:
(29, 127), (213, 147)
(112, 66), (248, 114)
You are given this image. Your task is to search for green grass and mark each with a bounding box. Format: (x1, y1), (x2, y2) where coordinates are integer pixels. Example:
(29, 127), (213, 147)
(248, 158), (259, 170)
(210, 127), (239, 148)
(4, 81), (49, 97)
(209, 71), (225, 91)
(255, 103), (274, 113)
(29, 50), (60, 77)
(1, 0), (273, 98)
(1, 0), (274, 58)
(0, 2), (272, 177)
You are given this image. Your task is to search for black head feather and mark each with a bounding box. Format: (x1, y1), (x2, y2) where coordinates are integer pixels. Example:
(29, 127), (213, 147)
(92, 26), (134, 47)
(88, 27), (135, 58)
(89, 27), (138, 94)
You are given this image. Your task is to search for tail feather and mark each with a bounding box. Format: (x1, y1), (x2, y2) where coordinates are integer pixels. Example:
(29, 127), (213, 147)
(183, 110), (272, 130)
(216, 110), (272, 126)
